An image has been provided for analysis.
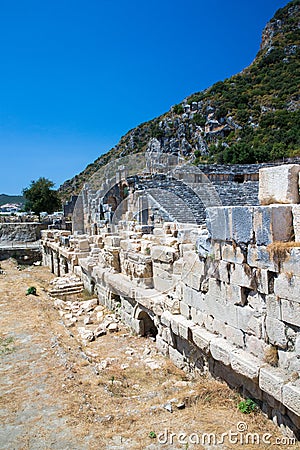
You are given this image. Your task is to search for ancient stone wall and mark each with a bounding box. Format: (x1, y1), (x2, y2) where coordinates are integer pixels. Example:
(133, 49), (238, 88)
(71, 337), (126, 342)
(42, 164), (300, 438)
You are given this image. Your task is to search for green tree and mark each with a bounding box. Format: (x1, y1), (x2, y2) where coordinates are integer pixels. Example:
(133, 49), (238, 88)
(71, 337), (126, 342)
(23, 177), (61, 218)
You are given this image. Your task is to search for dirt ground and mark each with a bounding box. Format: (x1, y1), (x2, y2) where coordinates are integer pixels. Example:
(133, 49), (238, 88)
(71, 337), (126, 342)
(0, 259), (298, 450)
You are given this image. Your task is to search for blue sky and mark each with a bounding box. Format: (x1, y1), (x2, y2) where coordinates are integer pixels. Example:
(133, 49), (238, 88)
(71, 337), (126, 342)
(0, 0), (289, 195)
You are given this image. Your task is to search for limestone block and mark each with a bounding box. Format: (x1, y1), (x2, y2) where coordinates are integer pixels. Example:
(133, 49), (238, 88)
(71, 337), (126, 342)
(206, 206), (231, 241)
(274, 273), (300, 302)
(282, 379), (300, 416)
(247, 291), (266, 313)
(151, 245), (176, 263)
(170, 314), (193, 340)
(216, 260), (231, 284)
(103, 235), (121, 247)
(253, 205), (293, 246)
(210, 337), (235, 366)
(190, 307), (205, 326)
(230, 349), (261, 380)
(247, 244), (279, 271)
(225, 325), (245, 348)
(207, 206), (254, 243)
(292, 205), (300, 242)
(211, 318), (227, 336)
(224, 283), (247, 306)
(181, 251), (206, 290)
(266, 294), (281, 320)
(179, 243), (195, 257)
(236, 305), (257, 333)
(160, 311), (174, 327)
(221, 243), (245, 264)
(179, 301), (190, 319)
(282, 247), (300, 277)
(230, 206), (254, 244)
(258, 164), (300, 205)
(255, 268), (272, 294)
(230, 263), (256, 289)
(183, 285), (205, 310)
(173, 259), (183, 275)
(192, 326), (214, 353)
(153, 265), (175, 293)
(281, 299), (300, 327)
(265, 317), (287, 349)
(78, 239), (89, 251)
(259, 366), (290, 403)
(245, 335), (266, 359)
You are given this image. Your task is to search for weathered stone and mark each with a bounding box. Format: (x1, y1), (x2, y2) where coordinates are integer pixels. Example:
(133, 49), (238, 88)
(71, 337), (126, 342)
(183, 285), (205, 310)
(281, 299), (300, 327)
(255, 268), (272, 294)
(282, 247), (300, 277)
(258, 164), (300, 205)
(265, 317), (287, 349)
(207, 206), (254, 243)
(225, 325), (245, 348)
(192, 326), (214, 353)
(216, 260), (231, 283)
(210, 337), (235, 366)
(181, 251), (205, 290)
(153, 265), (175, 293)
(247, 244), (278, 271)
(221, 243), (245, 264)
(274, 273), (300, 302)
(283, 381), (300, 416)
(230, 349), (261, 380)
(259, 366), (289, 402)
(253, 205), (293, 245)
(77, 327), (94, 342)
(230, 263), (256, 289)
(151, 245), (176, 263)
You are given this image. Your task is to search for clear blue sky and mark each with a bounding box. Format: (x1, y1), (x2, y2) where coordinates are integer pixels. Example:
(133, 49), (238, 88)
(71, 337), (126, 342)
(0, 0), (289, 195)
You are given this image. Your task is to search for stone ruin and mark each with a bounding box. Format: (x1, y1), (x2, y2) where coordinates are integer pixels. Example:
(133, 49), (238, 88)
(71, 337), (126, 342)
(41, 162), (300, 438)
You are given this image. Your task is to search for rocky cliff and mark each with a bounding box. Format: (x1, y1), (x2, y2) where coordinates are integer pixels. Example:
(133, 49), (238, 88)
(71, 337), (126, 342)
(59, 0), (300, 202)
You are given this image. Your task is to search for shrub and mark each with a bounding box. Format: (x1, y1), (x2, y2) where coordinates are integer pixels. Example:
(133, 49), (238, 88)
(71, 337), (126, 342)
(26, 286), (37, 296)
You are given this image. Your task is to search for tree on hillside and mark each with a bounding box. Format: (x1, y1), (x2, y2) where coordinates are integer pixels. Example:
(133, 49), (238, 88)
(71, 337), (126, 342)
(23, 177), (61, 218)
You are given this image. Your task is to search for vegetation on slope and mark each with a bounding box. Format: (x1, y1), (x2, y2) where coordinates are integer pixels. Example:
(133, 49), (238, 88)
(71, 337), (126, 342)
(59, 0), (300, 202)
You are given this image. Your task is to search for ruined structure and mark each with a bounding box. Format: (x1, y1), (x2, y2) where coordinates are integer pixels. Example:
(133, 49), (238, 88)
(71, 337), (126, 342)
(42, 161), (300, 438)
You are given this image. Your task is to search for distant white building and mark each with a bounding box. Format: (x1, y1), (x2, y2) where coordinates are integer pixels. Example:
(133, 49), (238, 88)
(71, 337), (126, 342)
(0, 203), (22, 213)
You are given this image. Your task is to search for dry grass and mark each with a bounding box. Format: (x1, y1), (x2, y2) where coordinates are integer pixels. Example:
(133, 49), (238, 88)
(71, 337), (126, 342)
(264, 345), (279, 367)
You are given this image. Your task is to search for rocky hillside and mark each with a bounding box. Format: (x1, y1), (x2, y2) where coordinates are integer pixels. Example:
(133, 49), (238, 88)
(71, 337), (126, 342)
(59, 0), (300, 202)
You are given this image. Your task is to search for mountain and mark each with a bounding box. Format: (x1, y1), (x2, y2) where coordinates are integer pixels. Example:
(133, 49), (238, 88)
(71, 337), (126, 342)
(59, 0), (300, 202)
(0, 194), (25, 207)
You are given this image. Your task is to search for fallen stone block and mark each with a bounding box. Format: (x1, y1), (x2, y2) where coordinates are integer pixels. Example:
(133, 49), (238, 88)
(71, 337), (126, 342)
(169, 346), (186, 369)
(258, 164), (300, 205)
